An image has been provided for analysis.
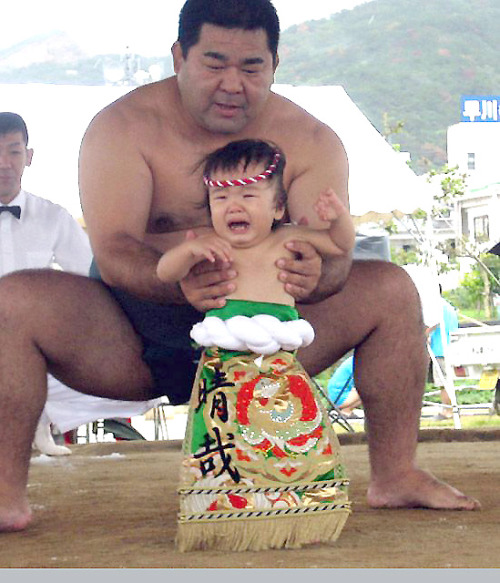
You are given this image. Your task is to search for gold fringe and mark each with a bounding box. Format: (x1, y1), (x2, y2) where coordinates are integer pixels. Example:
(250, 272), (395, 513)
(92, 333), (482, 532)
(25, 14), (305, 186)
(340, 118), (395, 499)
(176, 509), (350, 552)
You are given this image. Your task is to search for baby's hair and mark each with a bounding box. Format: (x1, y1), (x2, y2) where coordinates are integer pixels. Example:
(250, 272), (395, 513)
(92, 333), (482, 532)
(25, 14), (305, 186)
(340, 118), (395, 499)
(203, 139), (287, 211)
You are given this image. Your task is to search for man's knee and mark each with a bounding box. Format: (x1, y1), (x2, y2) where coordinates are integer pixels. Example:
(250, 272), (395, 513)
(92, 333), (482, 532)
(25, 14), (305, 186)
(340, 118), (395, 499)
(0, 271), (37, 314)
(0, 269), (89, 330)
(352, 260), (420, 306)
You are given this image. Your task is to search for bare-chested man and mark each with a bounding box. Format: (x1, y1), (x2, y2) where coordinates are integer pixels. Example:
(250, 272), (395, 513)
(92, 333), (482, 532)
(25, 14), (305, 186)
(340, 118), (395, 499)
(0, 0), (479, 533)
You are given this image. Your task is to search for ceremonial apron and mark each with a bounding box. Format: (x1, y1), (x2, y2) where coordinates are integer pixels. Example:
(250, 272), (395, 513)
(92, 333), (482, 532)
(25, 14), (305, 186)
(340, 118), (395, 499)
(177, 300), (351, 552)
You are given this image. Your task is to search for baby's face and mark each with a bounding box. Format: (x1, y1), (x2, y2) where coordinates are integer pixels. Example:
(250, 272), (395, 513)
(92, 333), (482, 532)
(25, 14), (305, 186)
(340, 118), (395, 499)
(208, 162), (284, 248)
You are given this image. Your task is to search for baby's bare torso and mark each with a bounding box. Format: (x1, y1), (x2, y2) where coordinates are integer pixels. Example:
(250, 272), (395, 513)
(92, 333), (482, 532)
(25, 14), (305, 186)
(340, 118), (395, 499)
(228, 231), (295, 305)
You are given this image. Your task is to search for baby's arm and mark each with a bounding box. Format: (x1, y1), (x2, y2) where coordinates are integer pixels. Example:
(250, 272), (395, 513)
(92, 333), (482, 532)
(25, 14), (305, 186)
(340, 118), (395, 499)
(279, 189), (355, 258)
(157, 230), (233, 283)
(313, 188), (356, 254)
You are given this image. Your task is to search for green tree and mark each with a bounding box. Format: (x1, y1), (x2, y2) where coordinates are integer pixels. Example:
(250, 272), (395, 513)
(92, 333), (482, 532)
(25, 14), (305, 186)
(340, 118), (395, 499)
(390, 165), (499, 318)
(458, 257), (500, 317)
(390, 246), (419, 267)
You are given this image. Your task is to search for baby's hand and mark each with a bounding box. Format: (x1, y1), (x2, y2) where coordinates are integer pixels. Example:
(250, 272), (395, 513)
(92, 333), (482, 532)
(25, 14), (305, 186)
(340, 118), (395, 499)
(314, 188), (347, 223)
(186, 231), (233, 264)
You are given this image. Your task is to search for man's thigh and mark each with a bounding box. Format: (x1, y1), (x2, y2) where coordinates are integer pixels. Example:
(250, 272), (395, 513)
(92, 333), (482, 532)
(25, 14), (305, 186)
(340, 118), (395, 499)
(296, 260), (421, 375)
(0, 269), (154, 400)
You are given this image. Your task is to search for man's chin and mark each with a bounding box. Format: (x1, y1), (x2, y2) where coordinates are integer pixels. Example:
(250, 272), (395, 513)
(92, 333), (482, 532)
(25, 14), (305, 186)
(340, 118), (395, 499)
(0, 189), (18, 202)
(201, 113), (249, 135)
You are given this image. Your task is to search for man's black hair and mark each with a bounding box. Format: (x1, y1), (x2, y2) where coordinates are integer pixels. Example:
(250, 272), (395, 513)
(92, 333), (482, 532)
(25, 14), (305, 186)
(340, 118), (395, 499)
(0, 112), (29, 146)
(203, 138), (287, 211)
(178, 0), (280, 65)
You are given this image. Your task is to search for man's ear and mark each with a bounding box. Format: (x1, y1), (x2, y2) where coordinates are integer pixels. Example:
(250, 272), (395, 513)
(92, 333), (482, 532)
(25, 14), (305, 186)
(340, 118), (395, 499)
(273, 53), (280, 73)
(172, 41), (184, 74)
(26, 148), (34, 167)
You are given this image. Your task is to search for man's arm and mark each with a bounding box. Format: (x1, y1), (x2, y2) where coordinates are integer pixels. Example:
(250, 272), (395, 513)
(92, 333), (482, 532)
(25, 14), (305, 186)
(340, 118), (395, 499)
(280, 122), (353, 303)
(79, 106), (183, 304)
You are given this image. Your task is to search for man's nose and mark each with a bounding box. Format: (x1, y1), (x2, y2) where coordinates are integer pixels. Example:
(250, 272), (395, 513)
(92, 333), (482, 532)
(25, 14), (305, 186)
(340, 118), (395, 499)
(219, 67), (243, 93)
(0, 152), (10, 167)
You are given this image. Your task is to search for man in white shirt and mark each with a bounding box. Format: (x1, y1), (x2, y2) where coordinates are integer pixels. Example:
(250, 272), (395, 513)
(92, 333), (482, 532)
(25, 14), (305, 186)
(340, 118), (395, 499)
(0, 189), (92, 275)
(0, 112), (159, 454)
(0, 112), (92, 275)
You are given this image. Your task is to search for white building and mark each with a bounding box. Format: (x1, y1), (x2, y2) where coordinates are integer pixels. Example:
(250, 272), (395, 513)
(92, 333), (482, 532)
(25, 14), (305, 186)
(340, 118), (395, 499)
(447, 119), (500, 250)
(448, 121), (500, 183)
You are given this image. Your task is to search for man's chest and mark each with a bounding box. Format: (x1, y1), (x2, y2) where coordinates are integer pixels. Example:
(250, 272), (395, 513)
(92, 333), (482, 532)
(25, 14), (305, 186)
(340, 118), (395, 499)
(146, 165), (210, 235)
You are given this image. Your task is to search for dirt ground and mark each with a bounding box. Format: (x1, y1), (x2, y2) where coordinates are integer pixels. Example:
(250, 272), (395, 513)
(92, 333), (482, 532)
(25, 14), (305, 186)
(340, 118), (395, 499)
(1, 429), (499, 569)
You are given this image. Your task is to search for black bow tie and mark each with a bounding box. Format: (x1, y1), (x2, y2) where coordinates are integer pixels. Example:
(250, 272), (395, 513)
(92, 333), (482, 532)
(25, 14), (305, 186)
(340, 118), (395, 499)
(0, 205), (21, 219)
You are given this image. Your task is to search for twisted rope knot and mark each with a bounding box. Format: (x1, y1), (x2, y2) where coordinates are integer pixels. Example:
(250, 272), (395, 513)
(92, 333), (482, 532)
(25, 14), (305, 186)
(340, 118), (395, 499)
(190, 314), (315, 355)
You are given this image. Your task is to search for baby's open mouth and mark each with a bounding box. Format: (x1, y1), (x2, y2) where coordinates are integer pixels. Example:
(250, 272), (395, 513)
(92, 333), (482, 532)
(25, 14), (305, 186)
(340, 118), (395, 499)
(228, 221), (250, 232)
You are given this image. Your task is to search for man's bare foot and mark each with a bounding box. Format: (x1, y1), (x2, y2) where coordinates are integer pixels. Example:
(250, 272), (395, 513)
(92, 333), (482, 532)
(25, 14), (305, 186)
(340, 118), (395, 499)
(367, 468), (481, 510)
(0, 503), (32, 533)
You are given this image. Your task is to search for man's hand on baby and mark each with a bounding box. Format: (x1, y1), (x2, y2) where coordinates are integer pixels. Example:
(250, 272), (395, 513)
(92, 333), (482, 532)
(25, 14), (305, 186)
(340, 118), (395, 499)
(314, 188), (347, 223)
(276, 240), (321, 302)
(180, 251), (237, 312)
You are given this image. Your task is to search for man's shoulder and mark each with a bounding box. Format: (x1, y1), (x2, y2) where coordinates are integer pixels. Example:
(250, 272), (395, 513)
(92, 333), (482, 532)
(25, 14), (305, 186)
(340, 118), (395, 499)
(23, 192), (75, 220)
(266, 91), (343, 151)
(269, 91), (324, 125)
(85, 78), (177, 141)
(100, 78), (174, 116)
(24, 191), (61, 208)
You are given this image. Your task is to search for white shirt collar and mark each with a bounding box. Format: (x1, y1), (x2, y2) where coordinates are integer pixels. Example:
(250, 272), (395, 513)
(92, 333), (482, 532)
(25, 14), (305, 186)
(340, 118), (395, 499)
(6, 190), (27, 209)
(1, 190), (27, 221)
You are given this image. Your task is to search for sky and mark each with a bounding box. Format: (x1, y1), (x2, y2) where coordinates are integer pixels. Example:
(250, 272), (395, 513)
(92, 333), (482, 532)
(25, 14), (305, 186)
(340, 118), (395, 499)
(4, 0), (371, 56)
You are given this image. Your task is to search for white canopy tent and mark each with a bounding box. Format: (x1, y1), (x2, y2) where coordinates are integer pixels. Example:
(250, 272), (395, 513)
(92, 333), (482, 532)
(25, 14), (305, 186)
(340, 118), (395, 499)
(273, 84), (434, 217)
(1, 83), (132, 219)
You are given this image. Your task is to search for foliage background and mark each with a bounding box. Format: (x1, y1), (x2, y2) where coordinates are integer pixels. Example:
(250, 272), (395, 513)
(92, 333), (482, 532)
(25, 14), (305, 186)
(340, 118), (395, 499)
(277, 0), (500, 173)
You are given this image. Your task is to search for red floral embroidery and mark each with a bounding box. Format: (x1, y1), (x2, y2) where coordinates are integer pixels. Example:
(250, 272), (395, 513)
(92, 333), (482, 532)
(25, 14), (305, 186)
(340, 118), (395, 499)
(287, 426), (323, 447)
(288, 376), (318, 422)
(236, 376), (261, 425)
(254, 438), (272, 452)
(228, 494), (248, 509)
(235, 367), (322, 458)
(271, 445), (288, 459)
(236, 449), (251, 462)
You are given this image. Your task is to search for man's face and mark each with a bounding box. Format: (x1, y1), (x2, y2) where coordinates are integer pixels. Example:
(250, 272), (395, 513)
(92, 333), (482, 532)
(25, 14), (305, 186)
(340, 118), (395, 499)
(173, 24), (276, 134)
(0, 131), (33, 203)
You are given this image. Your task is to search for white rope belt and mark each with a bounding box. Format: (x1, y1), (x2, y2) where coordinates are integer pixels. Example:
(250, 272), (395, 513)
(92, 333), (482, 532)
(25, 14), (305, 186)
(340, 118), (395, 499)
(190, 314), (315, 355)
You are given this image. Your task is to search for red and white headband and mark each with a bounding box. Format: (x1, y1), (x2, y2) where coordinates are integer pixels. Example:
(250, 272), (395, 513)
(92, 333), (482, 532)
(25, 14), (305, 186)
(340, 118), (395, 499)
(203, 152), (281, 189)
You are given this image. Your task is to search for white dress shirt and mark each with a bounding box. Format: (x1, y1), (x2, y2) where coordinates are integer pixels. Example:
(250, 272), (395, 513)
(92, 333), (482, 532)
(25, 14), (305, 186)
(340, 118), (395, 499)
(1, 190), (159, 434)
(0, 190), (92, 276)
